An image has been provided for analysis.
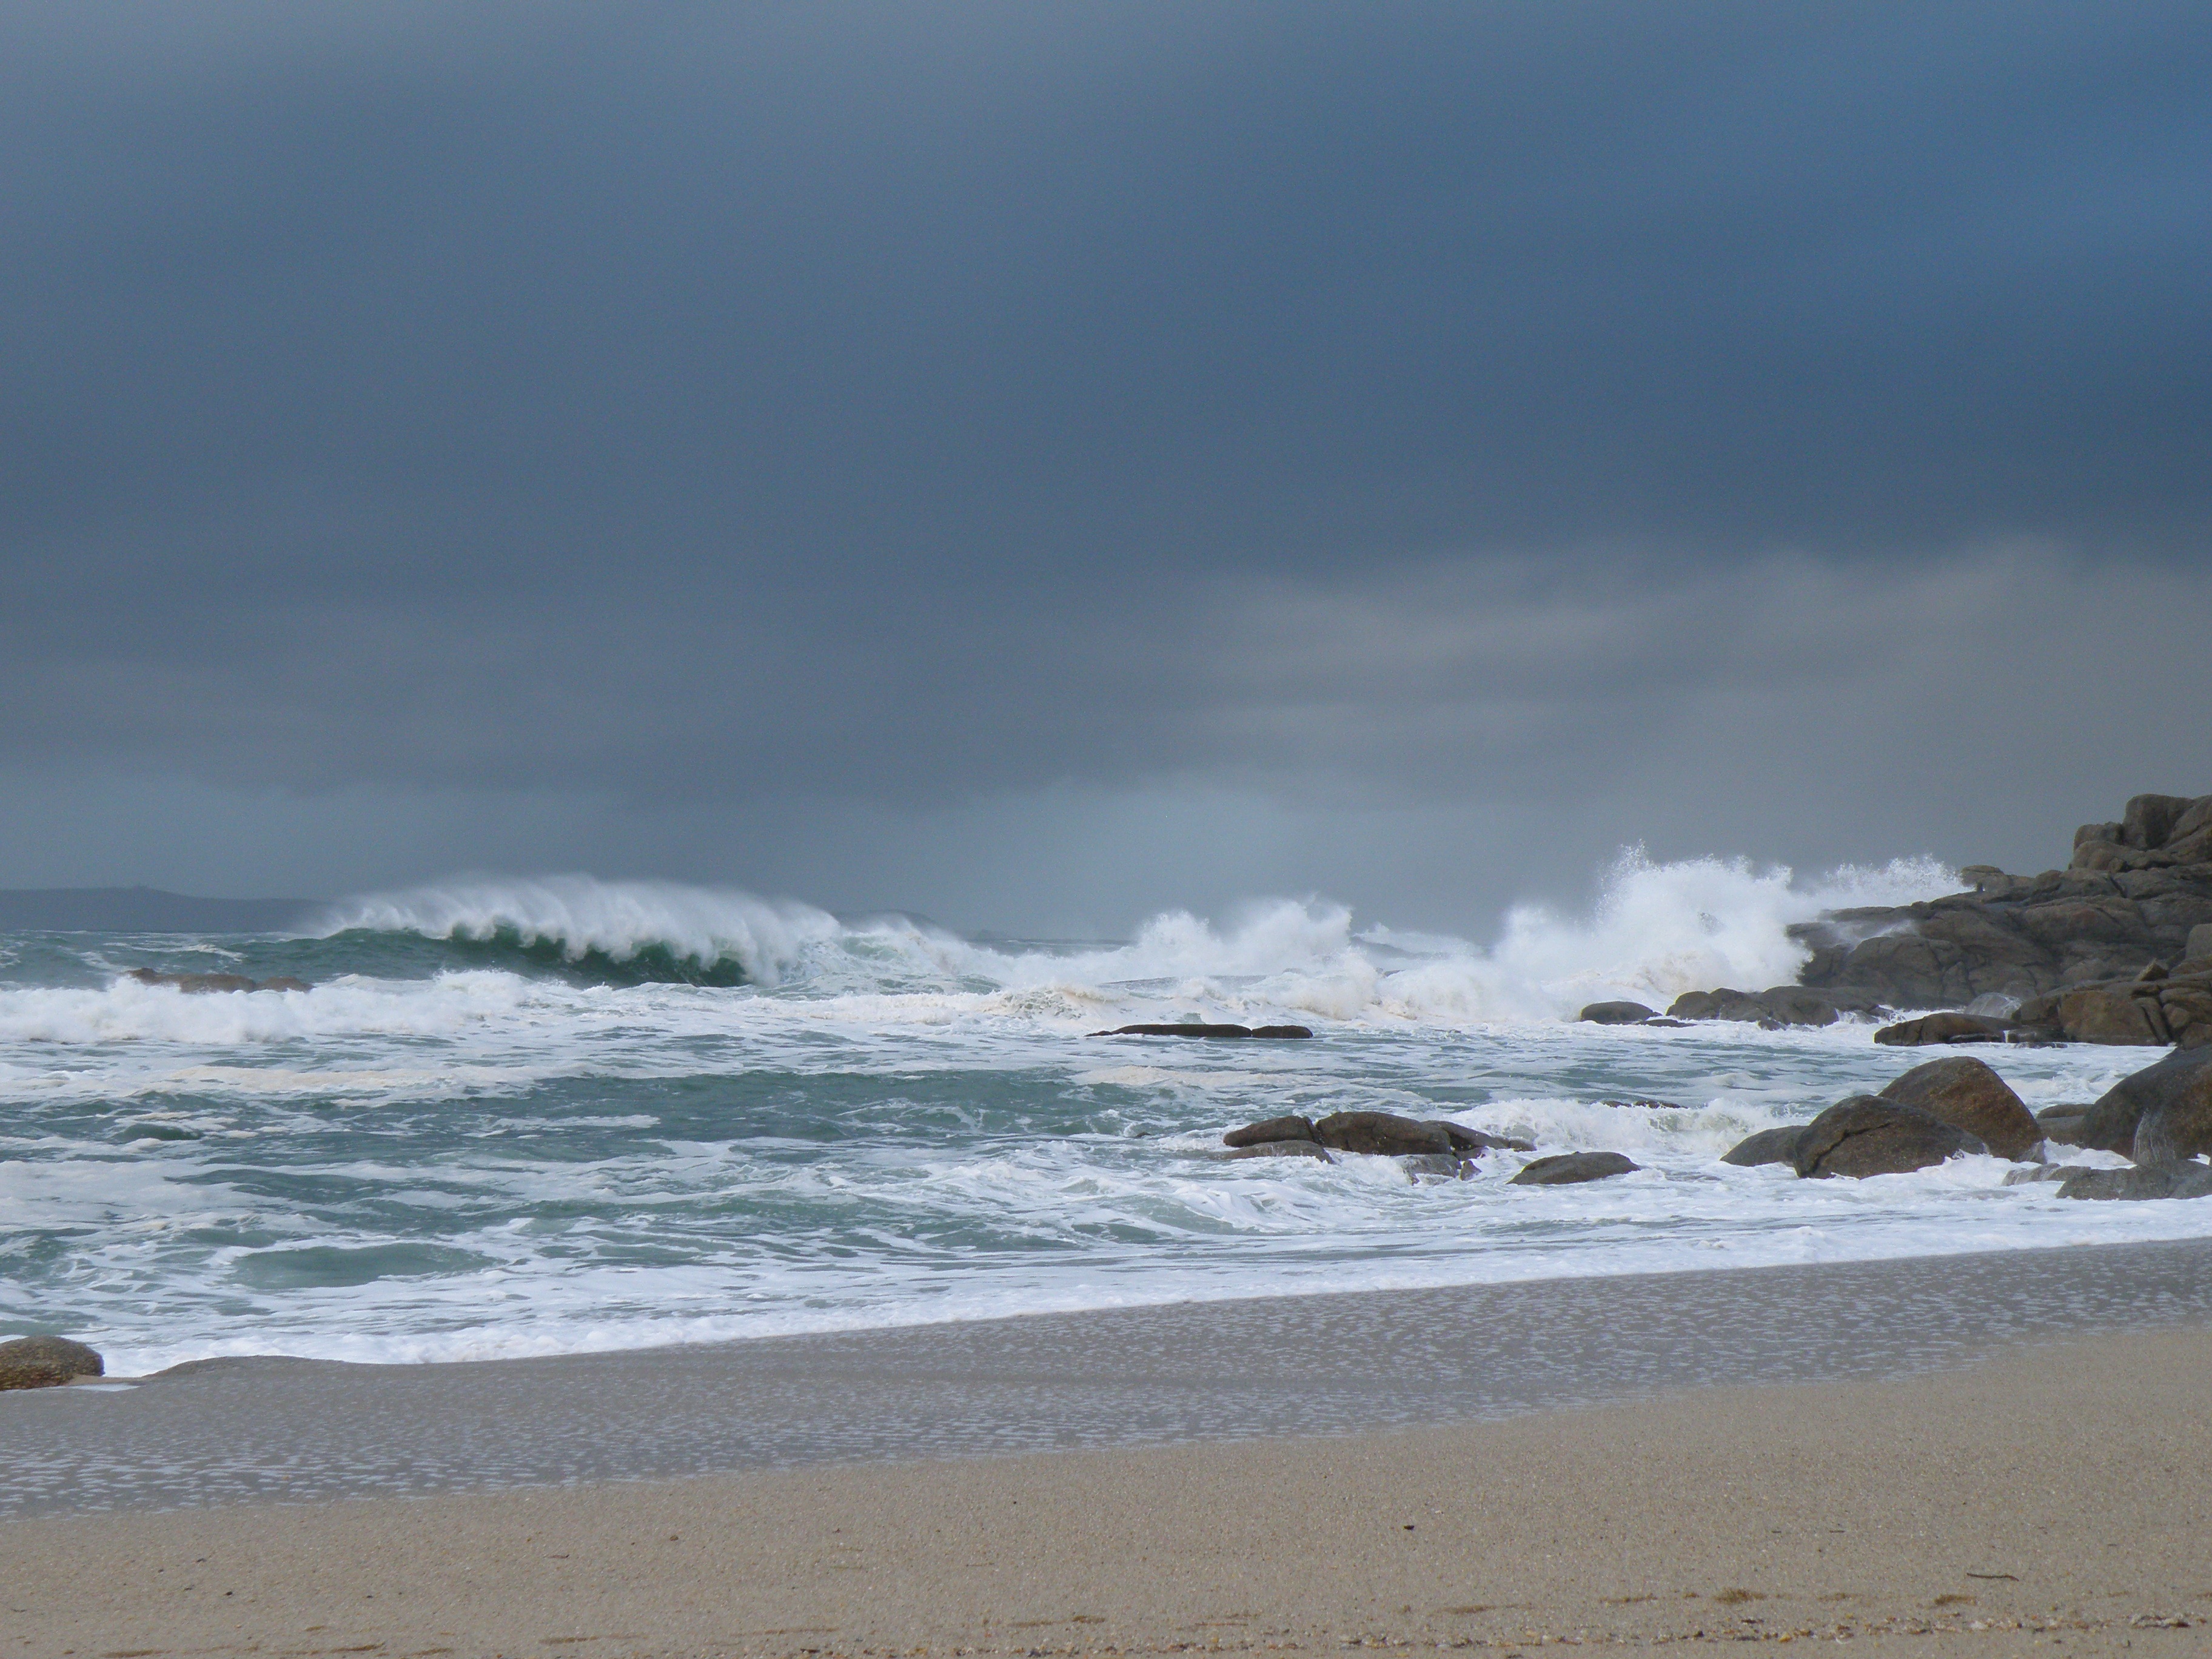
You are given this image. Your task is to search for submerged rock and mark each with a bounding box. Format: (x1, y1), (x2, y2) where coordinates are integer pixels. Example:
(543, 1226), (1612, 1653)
(1090, 1022), (1313, 1039)
(126, 968), (310, 994)
(2056, 1164), (2212, 1201)
(1792, 1096), (1982, 1179)
(1720, 1125), (1811, 1167)
(0, 1336), (104, 1391)
(1397, 1152), (1475, 1181)
(1578, 1000), (1655, 1024)
(1312, 1111), (1455, 1156)
(1876, 1056), (2042, 1161)
(1510, 1151), (1640, 1185)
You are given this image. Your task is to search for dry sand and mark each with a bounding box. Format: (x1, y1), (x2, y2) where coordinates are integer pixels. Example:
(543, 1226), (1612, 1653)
(8, 1326), (2210, 1658)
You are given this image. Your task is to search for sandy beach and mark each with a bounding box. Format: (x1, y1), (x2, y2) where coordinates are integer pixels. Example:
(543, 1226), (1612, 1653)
(10, 1242), (2212, 1656)
(7, 1326), (2210, 1656)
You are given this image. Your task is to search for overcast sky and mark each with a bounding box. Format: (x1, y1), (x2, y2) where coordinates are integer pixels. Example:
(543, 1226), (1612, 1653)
(3, 1), (2207, 936)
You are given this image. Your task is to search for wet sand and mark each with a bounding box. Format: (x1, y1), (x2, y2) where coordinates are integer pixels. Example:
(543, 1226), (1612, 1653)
(8, 1241), (2212, 1654)
(7, 1326), (2211, 1655)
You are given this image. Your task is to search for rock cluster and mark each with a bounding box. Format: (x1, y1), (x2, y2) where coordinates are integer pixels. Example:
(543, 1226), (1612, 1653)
(0, 1335), (104, 1390)
(126, 968), (311, 994)
(1216, 1109), (1575, 1180)
(1788, 791), (2212, 1017)
(1722, 1047), (2212, 1201)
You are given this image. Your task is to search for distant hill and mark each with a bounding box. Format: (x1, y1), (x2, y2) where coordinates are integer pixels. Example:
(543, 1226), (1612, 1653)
(0, 886), (321, 933)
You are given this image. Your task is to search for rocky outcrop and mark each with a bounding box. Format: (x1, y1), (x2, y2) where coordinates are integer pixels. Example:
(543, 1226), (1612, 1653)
(1664, 986), (1882, 1028)
(2035, 1104), (2093, 1147)
(0, 1336), (104, 1390)
(1792, 1096), (1983, 1178)
(1720, 1125), (1811, 1167)
(1578, 1000), (1655, 1024)
(1789, 792), (2212, 1013)
(2006, 964), (2212, 1047)
(1093, 1022), (1313, 1039)
(1876, 1056), (2041, 1161)
(2073, 1048), (2212, 1157)
(1510, 1151), (1639, 1185)
(126, 969), (310, 994)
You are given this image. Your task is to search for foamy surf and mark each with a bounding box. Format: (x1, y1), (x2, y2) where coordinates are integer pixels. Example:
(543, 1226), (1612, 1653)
(13, 850), (2202, 1378)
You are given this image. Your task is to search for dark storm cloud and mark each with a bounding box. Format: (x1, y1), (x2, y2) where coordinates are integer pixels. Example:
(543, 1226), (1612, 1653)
(2, 1), (2208, 919)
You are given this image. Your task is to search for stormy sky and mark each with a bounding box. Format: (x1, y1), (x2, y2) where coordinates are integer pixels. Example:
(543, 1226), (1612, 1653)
(4, 1), (2208, 935)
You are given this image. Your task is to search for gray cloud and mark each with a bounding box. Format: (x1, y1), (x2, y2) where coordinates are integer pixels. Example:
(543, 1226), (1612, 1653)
(2, 2), (2207, 930)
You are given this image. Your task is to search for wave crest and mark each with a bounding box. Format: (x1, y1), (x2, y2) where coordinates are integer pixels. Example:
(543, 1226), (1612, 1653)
(315, 877), (841, 986)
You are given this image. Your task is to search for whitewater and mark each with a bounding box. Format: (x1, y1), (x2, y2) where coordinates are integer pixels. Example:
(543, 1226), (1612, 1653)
(6, 852), (2208, 1377)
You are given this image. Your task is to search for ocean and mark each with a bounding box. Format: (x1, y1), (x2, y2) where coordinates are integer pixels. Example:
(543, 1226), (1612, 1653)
(6, 856), (2207, 1378)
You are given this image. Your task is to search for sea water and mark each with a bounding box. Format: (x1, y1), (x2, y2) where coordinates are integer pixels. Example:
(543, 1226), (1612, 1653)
(4, 855), (2206, 1376)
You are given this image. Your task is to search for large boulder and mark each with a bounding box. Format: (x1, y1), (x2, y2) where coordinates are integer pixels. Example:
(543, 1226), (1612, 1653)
(1665, 987), (1846, 1028)
(1876, 1056), (2042, 1161)
(1721, 1125), (1811, 1167)
(1312, 1111), (1455, 1156)
(2129, 1061), (2212, 1167)
(1792, 1096), (1982, 1179)
(2073, 1048), (2212, 1156)
(1579, 1000), (1655, 1024)
(1510, 1151), (1640, 1185)
(1223, 1115), (1317, 1148)
(0, 1335), (104, 1390)
(1874, 1011), (2008, 1047)
(2056, 1164), (2212, 1202)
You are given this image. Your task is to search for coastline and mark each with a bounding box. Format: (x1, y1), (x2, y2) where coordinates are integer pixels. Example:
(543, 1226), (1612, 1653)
(12, 1235), (2212, 1520)
(8, 1320), (2210, 1654)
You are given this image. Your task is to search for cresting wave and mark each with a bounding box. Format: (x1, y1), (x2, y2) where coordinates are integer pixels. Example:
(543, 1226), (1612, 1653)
(300, 851), (1962, 1022)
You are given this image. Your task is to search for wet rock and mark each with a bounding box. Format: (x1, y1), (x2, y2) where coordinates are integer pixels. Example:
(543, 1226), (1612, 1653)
(2035, 1104), (2093, 1147)
(2056, 1164), (2212, 1202)
(1664, 987), (1843, 1027)
(1090, 1022), (1312, 1039)
(1720, 1125), (1810, 1167)
(2056, 985), (2166, 1045)
(2002, 1163), (2071, 1185)
(2128, 1061), (2212, 1167)
(1312, 1111), (1455, 1156)
(0, 1336), (104, 1391)
(2073, 1048), (2212, 1156)
(1792, 1096), (1982, 1179)
(1579, 1000), (1656, 1024)
(260, 976), (312, 993)
(1595, 1098), (1689, 1110)
(1874, 1011), (2008, 1047)
(1877, 1056), (2042, 1161)
(1437, 1122), (1535, 1154)
(2190, 923), (2212, 962)
(1510, 1151), (1640, 1185)
(1222, 1140), (1336, 1164)
(1223, 1114), (1317, 1148)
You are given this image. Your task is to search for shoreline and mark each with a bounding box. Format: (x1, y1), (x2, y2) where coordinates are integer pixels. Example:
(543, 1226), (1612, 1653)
(7, 1322), (2209, 1654)
(12, 1234), (2212, 1521)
